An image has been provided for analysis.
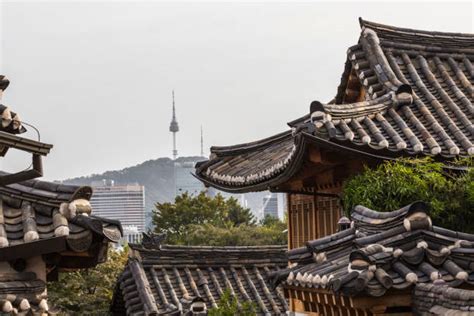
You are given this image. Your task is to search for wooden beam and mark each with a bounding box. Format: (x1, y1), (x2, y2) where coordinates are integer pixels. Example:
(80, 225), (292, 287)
(344, 88), (359, 100)
(0, 236), (66, 262)
(351, 293), (412, 309)
(347, 71), (360, 86)
(370, 304), (387, 316)
(0, 131), (52, 156)
(59, 251), (94, 257)
(357, 86), (367, 102)
(286, 179), (304, 191)
(284, 286), (412, 316)
(293, 298), (305, 313)
(343, 67), (362, 103)
(320, 149), (354, 165)
(308, 146), (322, 164)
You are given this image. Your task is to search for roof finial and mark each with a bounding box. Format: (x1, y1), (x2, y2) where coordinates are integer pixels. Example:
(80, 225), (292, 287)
(169, 90), (179, 160)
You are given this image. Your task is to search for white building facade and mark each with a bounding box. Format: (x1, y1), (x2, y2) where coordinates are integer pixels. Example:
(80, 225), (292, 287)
(90, 181), (146, 234)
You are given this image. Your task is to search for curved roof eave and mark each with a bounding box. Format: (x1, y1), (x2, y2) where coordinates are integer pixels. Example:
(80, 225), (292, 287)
(209, 130), (293, 156)
(194, 133), (309, 193)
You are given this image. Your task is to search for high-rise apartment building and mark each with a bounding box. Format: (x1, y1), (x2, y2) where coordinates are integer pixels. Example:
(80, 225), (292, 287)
(262, 193), (279, 219)
(90, 180), (146, 233)
(174, 160), (206, 196)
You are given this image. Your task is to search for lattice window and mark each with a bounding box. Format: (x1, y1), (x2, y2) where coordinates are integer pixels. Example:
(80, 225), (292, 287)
(288, 194), (342, 249)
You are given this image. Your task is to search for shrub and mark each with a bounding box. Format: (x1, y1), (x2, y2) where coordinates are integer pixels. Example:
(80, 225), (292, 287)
(208, 288), (256, 316)
(342, 158), (474, 232)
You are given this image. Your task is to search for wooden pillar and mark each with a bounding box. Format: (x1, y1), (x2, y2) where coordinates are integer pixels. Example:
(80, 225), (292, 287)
(371, 305), (387, 316)
(287, 193), (293, 250)
(293, 298), (305, 313)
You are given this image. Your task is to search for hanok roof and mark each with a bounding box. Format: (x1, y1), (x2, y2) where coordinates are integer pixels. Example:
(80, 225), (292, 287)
(275, 201), (474, 299)
(0, 74), (121, 314)
(111, 240), (289, 315)
(0, 178), (122, 315)
(312, 19), (474, 158)
(0, 271), (51, 315)
(195, 19), (474, 193)
(414, 282), (474, 315)
(195, 131), (306, 192)
(0, 177), (122, 255)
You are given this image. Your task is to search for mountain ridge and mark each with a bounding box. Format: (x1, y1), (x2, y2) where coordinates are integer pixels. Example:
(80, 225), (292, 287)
(61, 156), (267, 228)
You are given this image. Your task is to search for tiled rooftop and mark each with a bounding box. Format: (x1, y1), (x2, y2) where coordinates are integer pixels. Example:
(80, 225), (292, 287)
(275, 202), (474, 299)
(112, 241), (289, 315)
(195, 19), (474, 192)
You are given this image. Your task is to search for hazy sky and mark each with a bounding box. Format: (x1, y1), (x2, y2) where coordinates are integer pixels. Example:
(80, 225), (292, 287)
(0, 1), (472, 180)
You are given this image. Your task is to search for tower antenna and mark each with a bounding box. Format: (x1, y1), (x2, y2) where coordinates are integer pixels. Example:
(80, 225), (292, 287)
(169, 90), (179, 160)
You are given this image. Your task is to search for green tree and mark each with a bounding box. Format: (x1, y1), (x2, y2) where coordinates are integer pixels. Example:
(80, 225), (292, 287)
(208, 288), (256, 316)
(342, 158), (474, 232)
(48, 247), (129, 315)
(153, 192), (287, 246)
(153, 192), (255, 241)
(260, 214), (285, 228)
(227, 197), (256, 226)
(182, 223), (287, 246)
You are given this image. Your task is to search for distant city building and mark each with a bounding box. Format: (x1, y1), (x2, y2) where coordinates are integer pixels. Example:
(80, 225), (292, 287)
(277, 192), (286, 219)
(174, 159), (206, 196)
(90, 180), (146, 235)
(120, 225), (142, 245)
(262, 193), (279, 219)
(208, 187), (274, 219)
(207, 187), (248, 204)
